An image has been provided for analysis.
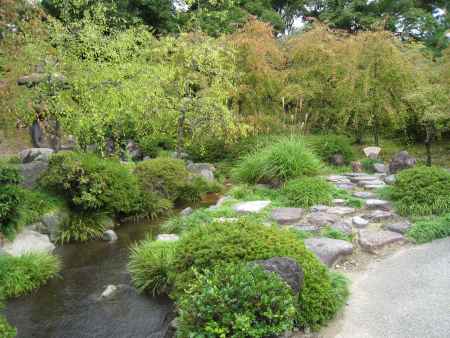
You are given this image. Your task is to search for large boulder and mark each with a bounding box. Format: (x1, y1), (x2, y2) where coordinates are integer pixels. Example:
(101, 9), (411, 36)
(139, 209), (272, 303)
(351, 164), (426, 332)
(304, 237), (353, 267)
(41, 210), (70, 242)
(388, 151), (416, 174)
(251, 257), (304, 294)
(187, 163), (215, 181)
(18, 148), (54, 163)
(271, 208), (304, 225)
(19, 161), (49, 188)
(2, 230), (55, 256)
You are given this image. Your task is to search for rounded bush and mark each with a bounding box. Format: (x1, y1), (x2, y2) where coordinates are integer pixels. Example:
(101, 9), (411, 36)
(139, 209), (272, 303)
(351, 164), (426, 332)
(311, 135), (354, 164)
(0, 163), (21, 185)
(283, 177), (335, 208)
(388, 166), (450, 216)
(232, 137), (322, 184)
(0, 185), (22, 237)
(172, 219), (347, 329)
(128, 240), (177, 296)
(177, 263), (296, 337)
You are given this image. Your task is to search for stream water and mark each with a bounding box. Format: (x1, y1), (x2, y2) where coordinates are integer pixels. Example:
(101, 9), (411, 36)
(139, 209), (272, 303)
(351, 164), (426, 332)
(5, 220), (174, 338)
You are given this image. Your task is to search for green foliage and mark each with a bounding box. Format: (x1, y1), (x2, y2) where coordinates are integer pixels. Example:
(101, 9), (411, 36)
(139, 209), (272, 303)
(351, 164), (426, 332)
(177, 263), (296, 337)
(407, 214), (450, 244)
(0, 314), (16, 338)
(172, 219), (348, 329)
(361, 158), (383, 173)
(311, 134), (355, 164)
(0, 253), (61, 299)
(282, 177), (335, 208)
(321, 227), (352, 242)
(0, 185), (22, 237)
(385, 166), (450, 216)
(0, 163), (21, 185)
(333, 189), (364, 208)
(232, 137), (322, 184)
(57, 212), (107, 243)
(128, 240), (177, 296)
(41, 152), (141, 214)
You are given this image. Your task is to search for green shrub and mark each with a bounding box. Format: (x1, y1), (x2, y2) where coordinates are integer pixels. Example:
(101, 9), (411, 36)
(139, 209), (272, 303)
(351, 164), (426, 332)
(232, 137), (322, 184)
(172, 219), (348, 329)
(177, 176), (223, 204)
(128, 240), (177, 296)
(361, 158), (383, 173)
(40, 152), (142, 214)
(321, 227), (352, 242)
(57, 212), (106, 243)
(311, 135), (354, 164)
(177, 263), (296, 338)
(282, 177), (335, 208)
(0, 253), (61, 299)
(407, 214), (450, 244)
(333, 189), (364, 208)
(0, 304), (16, 338)
(385, 166), (450, 216)
(0, 185), (22, 237)
(0, 163), (21, 185)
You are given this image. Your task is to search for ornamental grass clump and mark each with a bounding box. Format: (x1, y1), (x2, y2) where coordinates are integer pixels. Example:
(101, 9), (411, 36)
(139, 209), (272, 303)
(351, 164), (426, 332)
(310, 134), (354, 164)
(282, 177), (336, 208)
(407, 214), (450, 244)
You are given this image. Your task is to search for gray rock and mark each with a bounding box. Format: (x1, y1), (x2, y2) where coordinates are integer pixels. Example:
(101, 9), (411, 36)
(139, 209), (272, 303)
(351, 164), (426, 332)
(330, 154), (345, 166)
(17, 73), (47, 87)
(384, 174), (396, 185)
(41, 210), (69, 242)
(180, 207), (193, 216)
(389, 151), (416, 174)
(304, 237), (353, 267)
(332, 199), (346, 205)
(233, 200), (271, 214)
(352, 191), (375, 199)
(352, 216), (369, 228)
(336, 183), (356, 190)
(252, 257), (304, 294)
(363, 146), (381, 159)
(310, 205), (329, 212)
(364, 210), (394, 222)
(384, 221), (411, 234)
(327, 206), (355, 215)
(19, 161), (49, 188)
(18, 148), (54, 163)
(102, 230), (118, 242)
(357, 179), (385, 187)
(125, 140), (142, 161)
(306, 212), (339, 226)
(156, 234), (179, 241)
(293, 224), (320, 233)
(187, 163), (215, 181)
(365, 199), (390, 210)
(100, 285), (118, 299)
(350, 175), (379, 183)
(271, 208), (304, 225)
(331, 221), (353, 235)
(327, 175), (351, 184)
(359, 229), (404, 252)
(374, 163), (386, 173)
(3, 230), (55, 256)
(364, 183), (387, 190)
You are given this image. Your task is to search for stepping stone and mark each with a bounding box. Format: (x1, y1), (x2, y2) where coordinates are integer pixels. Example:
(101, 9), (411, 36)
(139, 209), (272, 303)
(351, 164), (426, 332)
(331, 221), (353, 235)
(384, 174), (396, 185)
(344, 172), (367, 178)
(373, 163), (386, 173)
(352, 216), (369, 228)
(293, 224), (320, 233)
(384, 221), (411, 234)
(271, 208), (304, 225)
(363, 210), (394, 222)
(156, 234), (180, 241)
(304, 237), (353, 267)
(332, 199), (346, 206)
(358, 229), (404, 253)
(310, 205), (329, 212)
(327, 175), (351, 184)
(353, 191), (375, 199)
(306, 212), (340, 226)
(233, 200), (271, 214)
(364, 183), (387, 190)
(336, 183), (356, 190)
(3, 230), (55, 256)
(327, 206), (355, 215)
(350, 176), (379, 183)
(365, 199), (390, 210)
(358, 179), (385, 187)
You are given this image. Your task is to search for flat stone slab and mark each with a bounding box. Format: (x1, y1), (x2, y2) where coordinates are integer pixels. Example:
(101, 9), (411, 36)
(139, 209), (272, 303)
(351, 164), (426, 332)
(304, 237), (353, 267)
(293, 224), (320, 233)
(350, 176), (379, 183)
(271, 208), (304, 225)
(374, 163), (386, 173)
(233, 200), (271, 213)
(364, 210), (394, 221)
(352, 191), (375, 199)
(3, 230), (55, 256)
(327, 175), (351, 184)
(364, 183), (387, 190)
(384, 174), (396, 185)
(359, 229), (404, 252)
(332, 199), (346, 205)
(306, 212), (340, 226)
(358, 179), (385, 187)
(310, 205), (329, 212)
(384, 221), (411, 234)
(156, 234), (180, 241)
(331, 222), (353, 235)
(365, 199), (390, 210)
(352, 216), (369, 228)
(336, 183), (356, 190)
(327, 206), (355, 215)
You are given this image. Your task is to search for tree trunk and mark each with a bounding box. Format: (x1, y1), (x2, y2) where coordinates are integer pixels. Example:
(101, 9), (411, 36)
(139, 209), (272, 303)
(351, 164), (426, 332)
(425, 125), (434, 167)
(176, 109), (186, 159)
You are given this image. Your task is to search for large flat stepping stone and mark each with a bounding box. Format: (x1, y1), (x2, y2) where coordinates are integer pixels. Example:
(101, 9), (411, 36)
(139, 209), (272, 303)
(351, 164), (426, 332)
(358, 229), (404, 252)
(293, 224), (320, 233)
(384, 221), (411, 234)
(327, 206), (355, 215)
(3, 230), (55, 256)
(365, 199), (390, 210)
(327, 175), (351, 184)
(350, 175), (379, 183)
(364, 183), (387, 189)
(330, 221), (353, 235)
(352, 216), (369, 228)
(336, 183), (356, 190)
(304, 237), (353, 267)
(233, 200), (271, 213)
(310, 205), (329, 212)
(353, 191), (375, 199)
(357, 179), (385, 187)
(271, 208), (304, 225)
(363, 210), (394, 222)
(306, 212), (340, 226)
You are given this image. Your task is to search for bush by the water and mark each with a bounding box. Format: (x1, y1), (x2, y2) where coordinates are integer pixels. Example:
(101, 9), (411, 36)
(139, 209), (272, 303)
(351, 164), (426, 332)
(171, 219), (348, 329)
(57, 212), (108, 243)
(0, 313), (16, 338)
(40, 152), (142, 215)
(0, 253), (61, 298)
(232, 137), (322, 184)
(177, 263), (296, 337)
(128, 240), (176, 296)
(283, 177), (335, 208)
(0, 185), (22, 237)
(407, 214), (450, 244)
(310, 135), (354, 164)
(384, 166), (450, 216)
(0, 163), (21, 185)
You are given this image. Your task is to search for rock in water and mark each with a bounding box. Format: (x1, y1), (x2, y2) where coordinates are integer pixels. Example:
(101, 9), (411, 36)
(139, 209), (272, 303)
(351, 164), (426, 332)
(251, 257), (304, 294)
(3, 230), (55, 256)
(100, 285), (118, 299)
(388, 151), (416, 174)
(233, 200), (271, 214)
(102, 230), (118, 242)
(271, 208), (304, 225)
(304, 237), (353, 267)
(358, 229), (404, 253)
